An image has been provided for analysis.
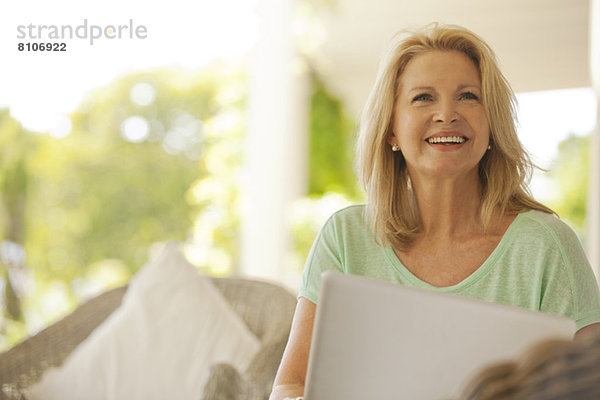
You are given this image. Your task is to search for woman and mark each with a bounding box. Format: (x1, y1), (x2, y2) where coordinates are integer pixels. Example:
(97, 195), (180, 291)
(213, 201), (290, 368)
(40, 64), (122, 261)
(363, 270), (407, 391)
(270, 23), (600, 400)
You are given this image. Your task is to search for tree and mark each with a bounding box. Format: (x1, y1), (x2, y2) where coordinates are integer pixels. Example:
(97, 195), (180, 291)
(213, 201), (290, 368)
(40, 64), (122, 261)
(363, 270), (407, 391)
(0, 110), (35, 323)
(308, 77), (360, 197)
(547, 133), (590, 236)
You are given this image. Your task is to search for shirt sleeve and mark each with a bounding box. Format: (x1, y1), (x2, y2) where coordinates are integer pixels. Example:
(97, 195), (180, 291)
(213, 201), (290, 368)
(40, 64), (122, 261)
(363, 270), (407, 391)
(540, 218), (600, 331)
(298, 213), (345, 304)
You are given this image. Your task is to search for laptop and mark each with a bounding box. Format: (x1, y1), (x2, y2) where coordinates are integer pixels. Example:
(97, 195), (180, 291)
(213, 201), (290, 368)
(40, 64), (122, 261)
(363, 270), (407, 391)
(304, 271), (576, 400)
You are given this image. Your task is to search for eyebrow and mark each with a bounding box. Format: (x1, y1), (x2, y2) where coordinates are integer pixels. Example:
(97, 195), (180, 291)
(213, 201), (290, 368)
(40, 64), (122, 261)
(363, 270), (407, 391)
(407, 84), (481, 93)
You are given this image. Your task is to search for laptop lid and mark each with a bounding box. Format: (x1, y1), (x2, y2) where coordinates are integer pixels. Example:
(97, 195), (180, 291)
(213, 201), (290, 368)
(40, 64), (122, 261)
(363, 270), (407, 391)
(304, 271), (576, 400)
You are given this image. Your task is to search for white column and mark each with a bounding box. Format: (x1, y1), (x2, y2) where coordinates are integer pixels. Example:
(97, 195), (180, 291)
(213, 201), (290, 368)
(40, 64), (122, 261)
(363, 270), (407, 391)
(588, 0), (600, 281)
(241, 0), (309, 281)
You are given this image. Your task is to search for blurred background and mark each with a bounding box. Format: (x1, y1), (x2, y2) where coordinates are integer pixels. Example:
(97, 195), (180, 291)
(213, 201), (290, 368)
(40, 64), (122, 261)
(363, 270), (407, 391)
(0, 0), (598, 350)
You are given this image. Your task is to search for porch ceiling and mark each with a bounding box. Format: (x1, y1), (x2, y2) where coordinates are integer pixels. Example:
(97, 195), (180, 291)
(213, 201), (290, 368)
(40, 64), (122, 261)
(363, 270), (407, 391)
(314, 0), (590, 115)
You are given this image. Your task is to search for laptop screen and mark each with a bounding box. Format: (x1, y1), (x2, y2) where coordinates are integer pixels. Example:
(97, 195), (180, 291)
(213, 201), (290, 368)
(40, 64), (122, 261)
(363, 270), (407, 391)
(304, 271), (575, 400)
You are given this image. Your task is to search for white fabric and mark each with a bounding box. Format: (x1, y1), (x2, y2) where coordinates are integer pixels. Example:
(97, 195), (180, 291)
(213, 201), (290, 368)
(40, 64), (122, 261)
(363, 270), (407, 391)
(25, 242), (261, 400)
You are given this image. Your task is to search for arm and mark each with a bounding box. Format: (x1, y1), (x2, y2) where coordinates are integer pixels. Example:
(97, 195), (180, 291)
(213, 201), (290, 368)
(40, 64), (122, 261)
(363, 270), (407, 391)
(269, 297), (316, 400)
(575, 322), (600, 339)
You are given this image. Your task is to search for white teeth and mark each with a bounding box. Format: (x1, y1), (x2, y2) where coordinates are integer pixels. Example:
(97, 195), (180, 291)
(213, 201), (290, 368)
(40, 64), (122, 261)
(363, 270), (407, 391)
(427, 136), (466, 144)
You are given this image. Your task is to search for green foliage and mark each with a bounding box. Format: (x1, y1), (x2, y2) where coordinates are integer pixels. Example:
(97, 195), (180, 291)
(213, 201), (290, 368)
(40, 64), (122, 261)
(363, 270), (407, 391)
(0, 112), (36, 345)
(308, 78), (360, 197)
(290, 77), (362, 272)
(26, 69), (223, 281)
(547, 134), (590, 234)
(0, 111), (33, 247)
(0, 111), (36, 324)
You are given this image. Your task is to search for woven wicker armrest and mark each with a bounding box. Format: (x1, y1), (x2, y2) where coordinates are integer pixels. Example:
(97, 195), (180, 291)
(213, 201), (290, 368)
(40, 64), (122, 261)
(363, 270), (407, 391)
(244, 337), (289, 391)
(211, 277), (296, 398)
(0, 286), (128, 396)
(202, 363), (265, 400)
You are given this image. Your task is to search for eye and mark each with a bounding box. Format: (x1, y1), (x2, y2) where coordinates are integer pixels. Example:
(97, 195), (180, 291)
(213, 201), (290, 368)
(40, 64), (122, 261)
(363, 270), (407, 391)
(412, 93), (433, 102)
(459, 91), (479, 101)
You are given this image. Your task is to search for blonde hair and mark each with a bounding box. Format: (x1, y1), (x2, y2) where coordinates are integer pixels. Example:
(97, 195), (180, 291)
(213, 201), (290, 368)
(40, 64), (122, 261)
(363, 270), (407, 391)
(356, 23), (554, 250)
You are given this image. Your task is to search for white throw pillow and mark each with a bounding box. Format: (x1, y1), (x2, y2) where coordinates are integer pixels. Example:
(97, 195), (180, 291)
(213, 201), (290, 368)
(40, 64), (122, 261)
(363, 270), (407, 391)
(25, 242), (261, 400)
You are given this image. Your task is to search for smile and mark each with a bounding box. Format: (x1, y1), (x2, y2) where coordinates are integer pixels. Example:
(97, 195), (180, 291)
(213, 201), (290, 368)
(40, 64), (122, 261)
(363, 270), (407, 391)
(426, 136), (466, 144)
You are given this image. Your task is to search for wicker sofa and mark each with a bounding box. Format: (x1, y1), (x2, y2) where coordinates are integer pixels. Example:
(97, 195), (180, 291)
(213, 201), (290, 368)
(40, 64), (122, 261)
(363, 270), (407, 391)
(0, 277), (297, 400)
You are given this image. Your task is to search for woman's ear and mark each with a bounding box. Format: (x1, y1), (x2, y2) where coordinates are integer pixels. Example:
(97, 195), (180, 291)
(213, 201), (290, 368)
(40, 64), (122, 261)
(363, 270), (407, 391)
(386, 131), (397, 146)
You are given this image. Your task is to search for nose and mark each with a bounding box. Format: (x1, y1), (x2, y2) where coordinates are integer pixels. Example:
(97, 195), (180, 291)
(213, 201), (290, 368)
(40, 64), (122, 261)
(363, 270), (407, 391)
(433, 100), (459, 123)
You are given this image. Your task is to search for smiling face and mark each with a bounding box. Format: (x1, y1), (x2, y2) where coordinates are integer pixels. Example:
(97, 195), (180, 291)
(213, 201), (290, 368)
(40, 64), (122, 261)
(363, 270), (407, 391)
(390, 50), (491, 182)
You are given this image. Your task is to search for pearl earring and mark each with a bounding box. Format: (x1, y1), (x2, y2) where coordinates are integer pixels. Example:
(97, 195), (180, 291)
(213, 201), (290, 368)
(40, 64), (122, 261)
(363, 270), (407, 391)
(487, 144), (492, 150)
(392, 144), (400, 152)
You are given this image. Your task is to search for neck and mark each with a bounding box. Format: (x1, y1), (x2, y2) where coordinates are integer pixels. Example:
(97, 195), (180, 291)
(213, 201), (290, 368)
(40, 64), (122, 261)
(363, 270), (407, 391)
(410, 171), (485, 239)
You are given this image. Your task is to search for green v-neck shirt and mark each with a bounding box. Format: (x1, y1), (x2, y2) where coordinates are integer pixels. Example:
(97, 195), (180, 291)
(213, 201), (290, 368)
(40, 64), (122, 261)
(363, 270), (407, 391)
(299, 205), (600, 330)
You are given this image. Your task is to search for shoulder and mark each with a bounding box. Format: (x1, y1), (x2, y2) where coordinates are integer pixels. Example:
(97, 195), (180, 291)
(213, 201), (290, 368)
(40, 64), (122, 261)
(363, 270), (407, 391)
(516, 209), (582, 247)
(327, 204), (367, 224)
(318, 204), (371, 241)
(511, 209), (589, 272)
